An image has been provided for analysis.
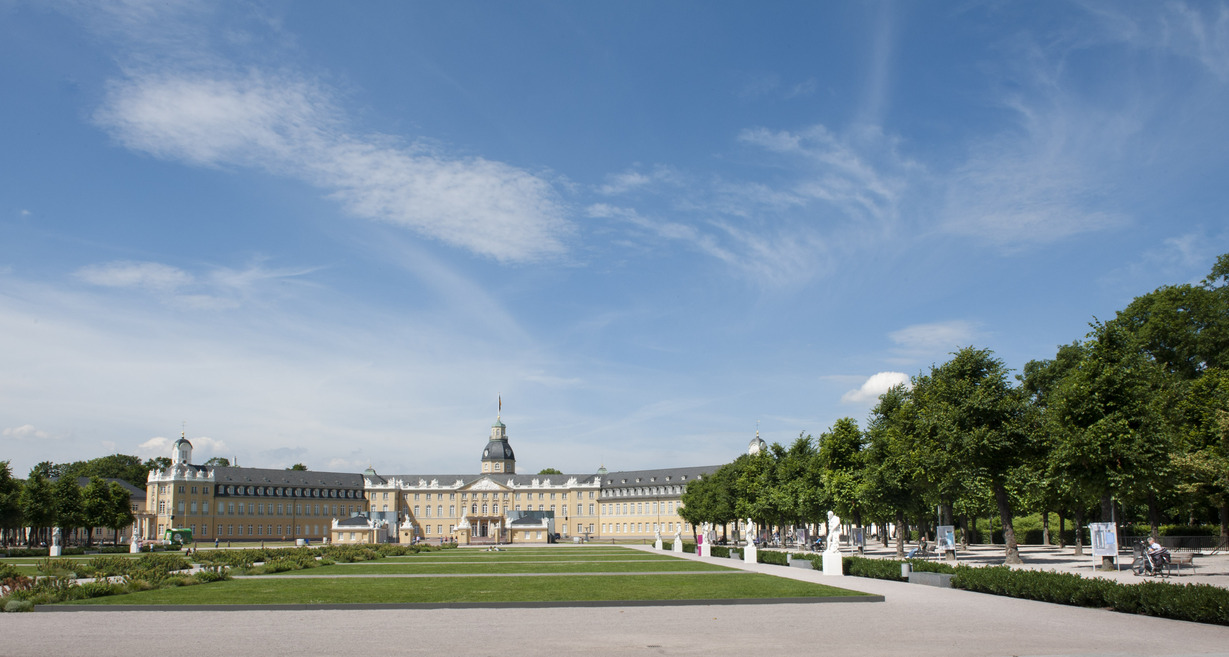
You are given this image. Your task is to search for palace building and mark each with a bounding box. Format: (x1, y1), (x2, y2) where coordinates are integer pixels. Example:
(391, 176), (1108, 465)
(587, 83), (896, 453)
(143, 414), (736, 545)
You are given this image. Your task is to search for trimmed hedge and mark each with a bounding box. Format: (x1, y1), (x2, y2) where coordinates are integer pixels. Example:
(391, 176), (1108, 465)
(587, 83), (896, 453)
(952, 565), (1229, 626)
(842, 555), (955, 580)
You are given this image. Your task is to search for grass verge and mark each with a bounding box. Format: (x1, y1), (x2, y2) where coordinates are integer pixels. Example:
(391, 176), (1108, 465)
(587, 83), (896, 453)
(59, 573), (867, 605)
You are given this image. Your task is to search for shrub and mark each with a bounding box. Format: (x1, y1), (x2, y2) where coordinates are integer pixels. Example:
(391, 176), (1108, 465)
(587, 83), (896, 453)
(193, 566), (230, 583)
(951, 565), (1229, 626)
(844, 555), (906, 581)
(0, 564), (21, 581)
(1, 574), (34, 595)
(36, 558), (78, 577)
(4, 599), (34, 613)
(756, 550), (787, 566)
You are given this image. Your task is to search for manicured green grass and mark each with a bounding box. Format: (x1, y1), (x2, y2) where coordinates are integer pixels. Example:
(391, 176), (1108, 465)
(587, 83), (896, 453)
(266, 559), (730, 575)
(63, 573), (865, 605)
(384, 551), (681, 563)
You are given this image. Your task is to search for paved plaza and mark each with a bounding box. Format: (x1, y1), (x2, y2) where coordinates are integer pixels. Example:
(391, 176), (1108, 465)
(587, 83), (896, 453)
(1, 544), (1226, 657)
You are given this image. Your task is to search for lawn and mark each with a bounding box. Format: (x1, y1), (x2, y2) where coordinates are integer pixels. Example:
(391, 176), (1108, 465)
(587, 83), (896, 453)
(63, 573), (867, 605)
(41, 546), (876, 607)
(265, 559), (731, 575)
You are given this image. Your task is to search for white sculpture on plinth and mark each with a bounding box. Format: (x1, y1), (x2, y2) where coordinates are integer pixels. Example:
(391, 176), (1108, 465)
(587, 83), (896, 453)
(50, 527), (62, 557)
(742, 520), (758, 564)
(823, 511), (844, 576)
(672, 530), (683, 553)
(130, 526), (141, 554)
(825, 511), (843, 553)
(653, 529), (663, 550)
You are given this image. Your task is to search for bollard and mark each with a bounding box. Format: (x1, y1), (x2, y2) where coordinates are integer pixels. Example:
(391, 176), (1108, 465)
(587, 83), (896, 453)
(901, 563), (912, 579)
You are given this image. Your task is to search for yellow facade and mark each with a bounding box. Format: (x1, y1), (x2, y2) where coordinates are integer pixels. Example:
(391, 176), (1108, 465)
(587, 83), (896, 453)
(146, 418), (738, 546)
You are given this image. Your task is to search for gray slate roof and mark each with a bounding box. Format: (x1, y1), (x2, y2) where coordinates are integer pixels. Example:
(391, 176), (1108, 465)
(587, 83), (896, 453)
(211, 467), (364, 489)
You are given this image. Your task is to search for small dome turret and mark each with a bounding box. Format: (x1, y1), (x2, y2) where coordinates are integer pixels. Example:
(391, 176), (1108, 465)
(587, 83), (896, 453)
(172, 433), (193, 465)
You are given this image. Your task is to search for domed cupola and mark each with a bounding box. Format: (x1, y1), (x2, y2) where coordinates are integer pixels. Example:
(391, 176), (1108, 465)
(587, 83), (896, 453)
(481, 411), (516, 474)
(748, 430), (767, 456)
(172, 433), (193, 465)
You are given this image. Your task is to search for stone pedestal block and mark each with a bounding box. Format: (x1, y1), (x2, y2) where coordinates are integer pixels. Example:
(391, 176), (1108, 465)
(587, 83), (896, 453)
(743, 543), (757, 564)
(823, 552), (843, 576)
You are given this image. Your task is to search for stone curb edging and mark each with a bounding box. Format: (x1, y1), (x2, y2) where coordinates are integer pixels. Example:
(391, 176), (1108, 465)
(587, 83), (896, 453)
(36, 595), (885, 612)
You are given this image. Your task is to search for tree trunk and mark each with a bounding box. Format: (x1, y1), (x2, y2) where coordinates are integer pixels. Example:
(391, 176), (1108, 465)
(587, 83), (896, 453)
(1072, 508), (1084, 556)
(1057, 510), (1066, 548)
(1041, 510), (1050, 546)
(1100, 494), (1115, 569)
(993, 482), (1022, 564)
(1147, 492), (1161, 539)
(1219, 502), (1228, 545)
(959, 514), (970, 549)
(894, 509), (905, 558)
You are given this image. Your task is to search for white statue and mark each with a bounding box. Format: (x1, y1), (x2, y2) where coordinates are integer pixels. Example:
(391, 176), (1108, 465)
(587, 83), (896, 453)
(825, 511), (843, 554)
(51, 527), (61, 547)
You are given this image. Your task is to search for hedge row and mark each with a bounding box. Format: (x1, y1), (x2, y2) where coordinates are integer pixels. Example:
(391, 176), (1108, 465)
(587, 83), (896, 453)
(841, 555), (955, 580)
(952, 565), (1229, 626)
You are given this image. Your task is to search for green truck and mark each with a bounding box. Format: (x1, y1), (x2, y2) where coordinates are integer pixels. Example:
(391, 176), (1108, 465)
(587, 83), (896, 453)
(163, 528), (194, 545)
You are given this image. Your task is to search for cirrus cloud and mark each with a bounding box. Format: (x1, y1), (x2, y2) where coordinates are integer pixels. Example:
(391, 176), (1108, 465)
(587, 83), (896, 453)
(94, 70), (571, 263)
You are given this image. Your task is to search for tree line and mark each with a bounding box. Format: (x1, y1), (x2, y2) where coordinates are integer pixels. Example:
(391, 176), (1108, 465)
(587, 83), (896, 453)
(0, 461), (138, 547)
(681, 255), (1229, 565)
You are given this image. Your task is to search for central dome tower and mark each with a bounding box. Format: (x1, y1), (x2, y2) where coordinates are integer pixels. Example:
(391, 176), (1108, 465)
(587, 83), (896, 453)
(481, 416), (516, 474)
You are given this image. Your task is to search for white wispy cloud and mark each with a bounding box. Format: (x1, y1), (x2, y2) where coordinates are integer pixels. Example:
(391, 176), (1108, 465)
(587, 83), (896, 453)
(74, 259), (317, 310)
(94, 71), (571, 263)
(76, 261), (193, 291)
(888, 320), (979, 364)
(737, 123), (915, 226)
(2, 424), (53, 440)
(938, 96), (1128, 247)
(597, 166), (680, 196)
(841, 371), (910, 404)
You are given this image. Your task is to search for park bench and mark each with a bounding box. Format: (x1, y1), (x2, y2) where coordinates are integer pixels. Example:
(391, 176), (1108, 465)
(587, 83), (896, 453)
(1166, 551), (1195, 575)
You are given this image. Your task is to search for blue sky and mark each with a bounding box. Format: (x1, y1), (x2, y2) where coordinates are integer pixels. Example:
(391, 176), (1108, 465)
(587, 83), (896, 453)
(1, 1), (1226, 478)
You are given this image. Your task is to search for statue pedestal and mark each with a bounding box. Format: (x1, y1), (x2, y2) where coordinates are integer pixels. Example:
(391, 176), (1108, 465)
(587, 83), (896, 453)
(130, 541), (141, 554)
(823, 552), (843, 576)
(672, 538), (682, 553)
(743, 543), (757, 564)
(49, 545), (62, 557)
(700, 542), (711, 557)
(654, 538), (663, 550)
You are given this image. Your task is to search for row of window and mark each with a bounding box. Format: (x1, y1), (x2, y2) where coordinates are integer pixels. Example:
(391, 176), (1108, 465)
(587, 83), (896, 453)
(158, 500), (364, 518)
(603, 522), (689, 534)
(407, 503), (601, 518)
(604, 485), (684, 498)
(376, 490), (600, 502)
(603, 501), (679, 516)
